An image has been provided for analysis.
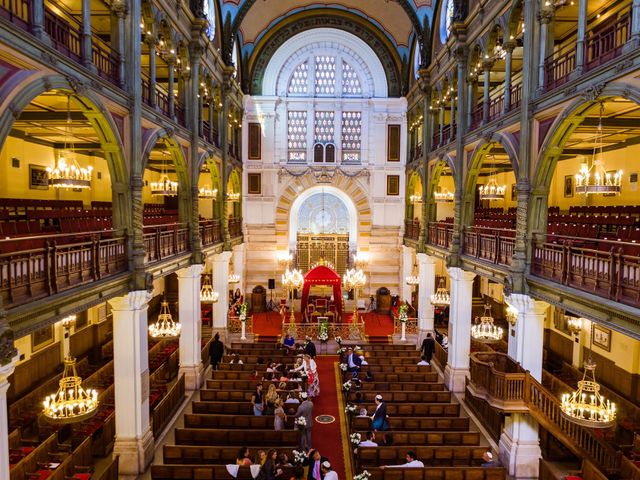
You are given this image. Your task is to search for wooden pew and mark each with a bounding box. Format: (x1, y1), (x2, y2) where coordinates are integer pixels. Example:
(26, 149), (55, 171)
(163, 445), (298, 464)
(357, 446), (487, 468)
(206, 379), (302, 391)
(365, 364), (434, 373)
(211, 371), (256, 380)
(354, 430), (481, 446)
(359, 402), (460, 417)
(151, 464), (296, 480)
(357, 382), (446, 392)
(97, 456), (119, 480)
(199, 389), (290, 402)
(192, 401), (261, 415)
(351, 416), (470, 432)
(173, 428), (298, 446)
(365, 466), (506, 480)
(184, 413), (295, 430)
(354, 372), (438, 383)
(349, 391), (452, 403)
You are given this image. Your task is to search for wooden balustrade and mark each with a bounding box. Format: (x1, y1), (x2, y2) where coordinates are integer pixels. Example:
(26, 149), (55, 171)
(462, 227), (514, 266)
(431, 127), (441, 151)
(441, 124), (452, 144)
(0, 0), (31, 31)
(427, 222), (453, 249)
(91, 41), (120, 86)
(488, 95), (504, 122)
(509, 83), (522, 110)
(468, 352), (528, 410)
(155, 87), (171, 117)
(585, 14), (630, 72)
(44, 8), (81, 62)
(143, 224), (189, 263)
(175, 103), (186, 126)
(200, 219), (222, 247)
(202, 121), (211, 142)
(432, 339), (448, 370)
(152, 374), (185, 437)
(0, 233), (127, 309)
(531, 238), (640, 309)
(228, 217), (242, 238)
(544, 47), (576, 92)
(404, 219), (420, 241)
(141, 77), (151, 106)
(470, 103), (483, 130)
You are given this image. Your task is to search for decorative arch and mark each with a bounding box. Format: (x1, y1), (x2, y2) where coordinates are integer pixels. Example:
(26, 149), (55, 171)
(140, 128), (189, 189)
(275, 174), (372, 252)
(227, 167), (242, 218)
(529, 83), (640, 234)
(248, 12), (403, 96)
(0, 73), (130, 229)
(406, 171), (424, 221)
(506, 0), (524, 40)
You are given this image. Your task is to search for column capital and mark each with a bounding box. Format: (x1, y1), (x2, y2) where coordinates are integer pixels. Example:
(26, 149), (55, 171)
(482, 59), (494, 72)
(109, 290), (152, 312)
(110, 0), (128, 18)
(537, 8), (554, 25)
(505, 293), (549, 316)
(213, 251), (233, 263)
(416, 253), (436, 265)
(447, 266), (475, 282)
(0, 355), (17, 385)
(177, 264), (205, 279)
(503, 41), (516, 53)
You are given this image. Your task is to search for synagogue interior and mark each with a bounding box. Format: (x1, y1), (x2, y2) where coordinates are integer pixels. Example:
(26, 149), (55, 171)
(0, 0), (639, 479)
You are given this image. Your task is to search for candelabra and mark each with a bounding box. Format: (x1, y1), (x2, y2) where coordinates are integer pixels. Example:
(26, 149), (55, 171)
(343, 268), (366, 322)
(282, 268), (304, 322)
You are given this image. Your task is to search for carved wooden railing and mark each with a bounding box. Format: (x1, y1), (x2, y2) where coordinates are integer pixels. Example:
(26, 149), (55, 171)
(200, 219), (222, 247)
(427, 222), (453, 249)
(462, 227), (515, 266)
(404, 219), (420, 241)
(393, 317), (418, 335)
(227, 316), (253, 335)
(531, 236), (640, 310)
(151, 374), (185, 437)
(228, 217), (242, 239)
(0, 232), (127, 309)
(432, 339), (448, 370)
(488, 94), (504, 122)
(44, 8), (81, 62)
(544, 44), (576, 92)
(584, 13), (630, 72)
(143, 223), (189, 263)
(431, 126), (441, 151)
(469, 103), (484, 130)
(0, 0), (31, 31)
(468, 352), (529, 410)
(282, 322), (365, 342)
(509, 83), (522, 111)
(91, 38), (120, 86)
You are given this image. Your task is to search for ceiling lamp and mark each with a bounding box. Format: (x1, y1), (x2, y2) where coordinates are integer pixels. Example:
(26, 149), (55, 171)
(409, 194), (423, 204)
(148, 300), (181, 338)
(227, 192), (240, 202)
(561, 357), (616, 428)
(151, 151), (178, 196)
(471, 304), (503, 342)
(228, 267), (240, 284)
(434, 190), (454, 203)
(430, 278), (450, 306)
(43, 356), (98, 423)
(198, 186), (218, 199)
(47, 95), (93, 189)
(567, 316), (582, 335)
(479, 152), (506, 200)
(343, 268), (367, 322)
(200, 274), (219, 303)
(575, 104), (622, 195)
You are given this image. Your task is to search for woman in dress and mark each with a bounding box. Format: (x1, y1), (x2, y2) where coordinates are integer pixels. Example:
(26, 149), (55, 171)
(274, 398), (287, 431)
(293, 354), (319, 398)
(264, 384), (279, 415)
(236, 447), (252, 466)
(252, 384), (264, 416)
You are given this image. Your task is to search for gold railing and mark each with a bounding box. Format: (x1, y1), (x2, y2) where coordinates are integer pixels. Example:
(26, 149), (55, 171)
(227, 316), (253, 335)
(393, 317), (418, 335)
(281, 322), (365, 341)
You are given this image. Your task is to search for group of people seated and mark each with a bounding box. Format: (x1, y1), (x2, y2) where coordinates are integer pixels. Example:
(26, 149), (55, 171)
(379, 450), (499, 469)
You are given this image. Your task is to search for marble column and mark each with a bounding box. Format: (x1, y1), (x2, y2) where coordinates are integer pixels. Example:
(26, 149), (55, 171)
(499, 414), (541, 480)
(80, 0), (96, 72)
(537, 9), (554, 92)
(0, 355), (18, 480)
(629, 0), (640, 49)
(30, 0), (49, 43)
(443, 267), (476, 393)
(108, 291), (154, 479)
(482, 61), (493, 124)
(400, 246), (414, 303)
(574, 0), (588, 75)
(177, 264), (205, 390)
(416, 253), (435, 335)
(167, 57), (176, 118)
(212, 251), (232, 332)
(502, 42), (515, 113)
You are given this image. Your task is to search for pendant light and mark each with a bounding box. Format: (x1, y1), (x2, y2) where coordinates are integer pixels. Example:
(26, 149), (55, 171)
(479, 151), (506, 200)
(200, 274), (219, 303)
(470, 304), (503, 342)
(150, 151), (178, 196)
(149, 299), (181, 338)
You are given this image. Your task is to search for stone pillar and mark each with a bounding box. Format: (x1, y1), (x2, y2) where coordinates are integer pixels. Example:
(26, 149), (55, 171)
(177, 264), (205, 390)
(504, 293), (548, 381)
(629, 0), (640, 49)
(416, 253), (436, 334)
(232, 243), (245, 294)
(502, 42), (515, 113)
(0, 355), (18, 480)
(449, 96), (455, 142)
(167, 57), (176, 118)
(438, 104), (445, 146)
(108, 291), (154, 479)
(443, 267), (476, 393)
(148, 40), (157, 108)
(574, 0), (588, 75)
(30, 0), (49, 43)
(466, 78), (476, 130)
(537, 9), (554, 92)
(499, 414), (541, 480)
(400, 246), (414, 303)
(111, 1), (127, 88)
(212, 251), (232, 332)
(80, 0), (95, 71)
(482, 61), (493, 124)
(208, 98), (215, 144)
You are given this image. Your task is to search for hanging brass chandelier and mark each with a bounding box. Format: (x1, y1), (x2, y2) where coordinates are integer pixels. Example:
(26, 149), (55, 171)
(561, 357), (616, 428)
(198, 186), (218, 199)
(47, 95), (93, 189)
(405, 260), (419, 286)
(471, 304), (503, 342)
(200, 274), (219, 303)
(430, 277), (450, 306)
(434, 189), (454, 203)
(43, 356), (98, 423)
(150, 151), (178, 196)
(479, 152), (506, 200)
(409, 194), (423, 204)
(227, 192), (240, 202)
(567, 316), (583, 335)
(575, 104), (622, 195)
(505, 303), (518, 326)
(149, 300), (181, 338)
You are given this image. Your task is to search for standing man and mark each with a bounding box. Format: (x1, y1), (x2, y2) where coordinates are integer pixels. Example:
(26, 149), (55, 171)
(295, 392), (314, 450)
(345, 347), (362, 374)
(305, 450), (328, 480)
(209, 333), (224, 370)
(304, 336), (317, 359)
(420, 333), (435, 365)
(320, 461), (338, 480)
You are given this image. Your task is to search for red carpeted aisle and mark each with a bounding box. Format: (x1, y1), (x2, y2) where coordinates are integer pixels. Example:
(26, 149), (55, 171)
(312, 356), (349, 480)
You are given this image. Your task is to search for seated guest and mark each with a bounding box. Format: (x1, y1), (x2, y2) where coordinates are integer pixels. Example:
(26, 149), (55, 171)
(283, 334), (296, 353)
(320, 461), (338, 480)
(237, 447), (252, 466)
(441, 334), (449, 351)
(381, 451), (424, 468)
(345, 347), (362, 373)
(481, 451), (500, 467)
(252, 384), (264, 416)
(277, 452), (293, 467)
(353, 392), (363, 404)
(417, 355), (430, 366)
(359, 431), (378, 447)
(257, 450), (267, 466)
(251, 370), (260, 381)
(285, 391), (300, 404)
(358, 408), (369, 417)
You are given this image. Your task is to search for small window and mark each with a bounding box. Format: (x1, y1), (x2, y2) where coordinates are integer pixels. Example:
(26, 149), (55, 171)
(325, 144), (335, 163)
(248, 173), (261, 194)
(314, 144), (324, 163)
(388, 125), (401, 162)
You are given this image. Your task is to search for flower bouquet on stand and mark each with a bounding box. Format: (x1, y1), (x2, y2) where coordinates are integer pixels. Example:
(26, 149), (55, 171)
(292, 449), (308, 465)
(350, 432), (361, 452)
(295, 416), (307, 430)
(353, 471), (371, 480)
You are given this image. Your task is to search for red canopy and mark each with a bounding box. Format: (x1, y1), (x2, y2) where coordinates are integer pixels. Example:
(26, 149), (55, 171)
(300, 265), (342, 321)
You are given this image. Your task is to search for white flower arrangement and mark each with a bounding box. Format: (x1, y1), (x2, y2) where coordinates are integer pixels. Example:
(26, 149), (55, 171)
(239, 303), (248, 322)
(398, 304), (408, 323)
(318, 331), (329, 342)
(345, 404), (357, 416)
(350, 432), (362, 446)
(337, 347), (346, 355)
(292, 449), (308, 464)
(354, 345), (361, 351)
(342, 380), (353, 392)
(339, 363), (348, 372)
(335, 336), (342, 344)
(295, 416), (307, 429)
(353, 471), (371, 480)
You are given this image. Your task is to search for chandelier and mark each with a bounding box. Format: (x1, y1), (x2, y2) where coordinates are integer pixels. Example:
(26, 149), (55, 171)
(43, 356), (98, 423)
(434, 190), (454, 203)
(343, 268), (366, 322)
(148, 300), (181, 338)
(277, 251), (293, 267)
(575, 104), (622, 195)
(430, 278), (450, 306)
(47, 95), (93, 189)
(227, 192), (240, 202)
(566, 316), (582, 335)
(479, 152), (506, 200)
(151, 151), (178, 196)
(409, 194), (422, 204)
(353, 252), (369, 269)
(471, 304), (503, 342)
(405, 260), (419, 286)
(200, 274), (219, 303)
(282, 268), (304, 322)
(505, 304), (518, 326)
(561, 357), (616, 428)
(198, 186), (218, 199)
(228, 268), (240, 284)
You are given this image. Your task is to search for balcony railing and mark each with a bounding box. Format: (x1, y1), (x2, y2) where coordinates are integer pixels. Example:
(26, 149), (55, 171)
(0, 0), (30, 31)
(509, 83), (522, 111)
(175, 103), (186, 127)
(228, 217), (242, 239)
(404, 219), (420, 241)
(470, 103), (483, 131)
(431, 127), (441, 151)
(531, 235), (640, 309)
(45, 8), (81, 62)
(468, 352), (529, 410)
(427, 222), (453, 249)
(410, 142), (422, 162)
(488, 95), (504, 122)
(0, 232), (127, 309)
(585, 13), (630, 72)
(199, 219), (222, 247)
(462, 227), (515, 266)
(143, 223), (189, 263)
(92, 42), (120, 86)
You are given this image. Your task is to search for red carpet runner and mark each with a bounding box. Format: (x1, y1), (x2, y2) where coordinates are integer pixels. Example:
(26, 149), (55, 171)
(312, 356), (349, 480)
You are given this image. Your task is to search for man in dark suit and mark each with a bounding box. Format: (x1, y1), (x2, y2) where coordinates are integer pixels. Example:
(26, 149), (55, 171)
(209, 333), (224, 370)
(420, 333), (435, 364)
(304, 337), (317, 359)
(345, 347), (363, 373)
(305, 449), (328, 480)
(295, 392), (314, 450)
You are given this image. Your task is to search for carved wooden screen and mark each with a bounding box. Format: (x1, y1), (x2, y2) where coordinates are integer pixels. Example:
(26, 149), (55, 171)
(296, 234), (350, 275)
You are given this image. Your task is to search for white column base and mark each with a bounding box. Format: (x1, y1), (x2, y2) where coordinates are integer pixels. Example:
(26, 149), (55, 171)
(499, 431), (541, 480)
(113, 426), (154, 479)
(443, 365), (468, 393)
(179, 363), (204, 391)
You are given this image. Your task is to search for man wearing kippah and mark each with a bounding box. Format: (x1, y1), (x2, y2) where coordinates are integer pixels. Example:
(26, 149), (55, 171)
(320, 461), (338, 480)
(481, 451), (500, 467)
